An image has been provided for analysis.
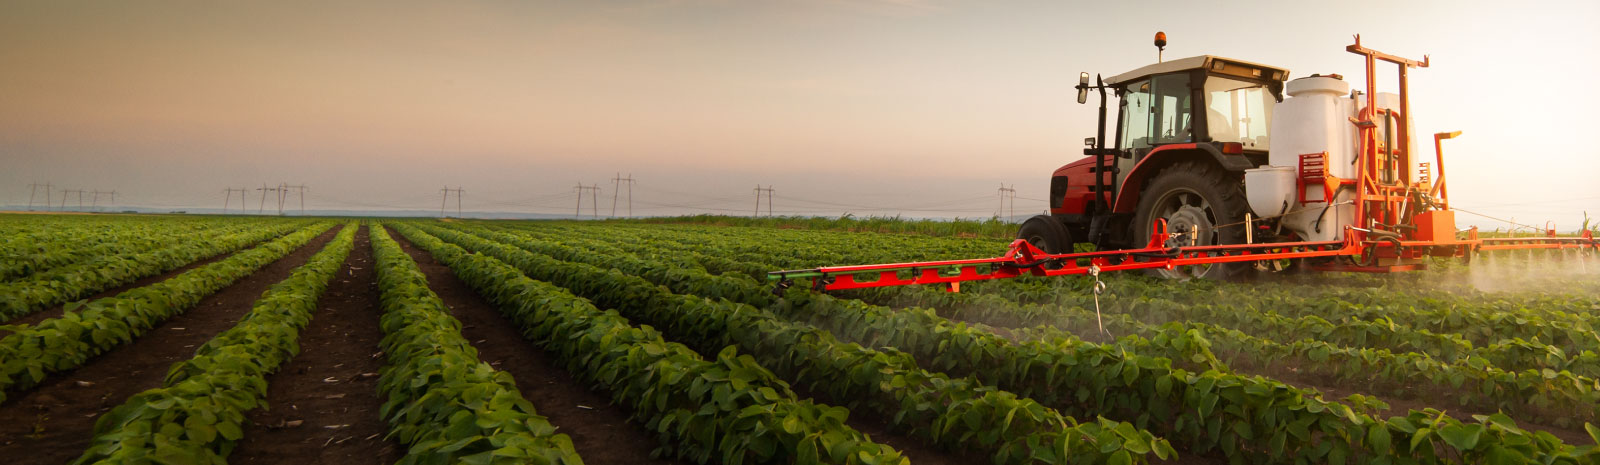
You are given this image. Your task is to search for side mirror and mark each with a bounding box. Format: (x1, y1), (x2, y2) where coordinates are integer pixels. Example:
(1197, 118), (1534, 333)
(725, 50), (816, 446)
(1084, 137), (1096, 147)
(1076, 72), (1090, 104)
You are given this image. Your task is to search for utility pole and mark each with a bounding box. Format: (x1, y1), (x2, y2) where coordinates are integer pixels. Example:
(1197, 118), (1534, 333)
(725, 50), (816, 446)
(753, 185), (775, 217)
(89, 190), (117, 211)
(574, 184), (601, 218)
(223, 188), (248, 214)
(276, 182), (288, 215)
(26, 182), (52, 211)
(439, 186), (465, 217)
(255, 183), (277, 214)
(998, 183), (1016, 219)
(60, 189), (87, 211)
(610, 173), (636, 217)
(284, 185), (309, 215)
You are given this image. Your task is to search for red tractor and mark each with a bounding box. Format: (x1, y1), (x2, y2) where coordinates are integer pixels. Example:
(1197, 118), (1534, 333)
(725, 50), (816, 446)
(768, 35), (1595, 292)
(1024, 34), (1328, 279)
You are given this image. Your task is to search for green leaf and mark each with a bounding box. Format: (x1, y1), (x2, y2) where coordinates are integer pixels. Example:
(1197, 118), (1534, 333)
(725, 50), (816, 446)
(1437, 424), (1484, 452)
(1367, 423), (1392, 454)
(216, 420), (243, 441)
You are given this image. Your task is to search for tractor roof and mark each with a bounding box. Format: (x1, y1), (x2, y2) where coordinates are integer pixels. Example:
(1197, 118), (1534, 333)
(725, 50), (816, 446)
(1105, 55), (1290, 86)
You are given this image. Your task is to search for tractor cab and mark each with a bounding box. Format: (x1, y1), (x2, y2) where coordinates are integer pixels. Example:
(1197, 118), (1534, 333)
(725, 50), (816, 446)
(1104, 56), (1287, 158)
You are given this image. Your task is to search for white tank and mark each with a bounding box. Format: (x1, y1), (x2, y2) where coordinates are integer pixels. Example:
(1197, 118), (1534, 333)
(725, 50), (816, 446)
(1253, 75), (1360, 242)
(1268, 76), (1355, 177)
(1244, 166), (1295, 218)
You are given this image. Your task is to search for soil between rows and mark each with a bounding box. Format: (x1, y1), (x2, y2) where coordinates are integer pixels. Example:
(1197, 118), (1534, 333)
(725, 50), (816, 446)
(0, 225), (341, 465)
(389, 227), (689, 465)
(231, 225), (401, 465)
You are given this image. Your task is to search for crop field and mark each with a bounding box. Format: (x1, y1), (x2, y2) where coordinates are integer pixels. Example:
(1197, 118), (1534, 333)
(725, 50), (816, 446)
(2, 213), (1599, 465)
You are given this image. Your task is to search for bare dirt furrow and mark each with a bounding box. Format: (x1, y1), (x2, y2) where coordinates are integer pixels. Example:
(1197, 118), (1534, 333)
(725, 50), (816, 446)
(230, 225), (400, 465)
(0, 226), (341, 465)
(389, 227), (691, 465)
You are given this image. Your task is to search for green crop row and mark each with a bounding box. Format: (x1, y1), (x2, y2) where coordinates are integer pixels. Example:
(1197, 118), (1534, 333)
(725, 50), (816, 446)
(467, 225), (1344, 463)
(412, 221), (1175, 465)
(1050, 275), (1600, 357)
(391, 223), (909, 465)
(1062, 279), (1600, 372)
(489, 222), (1600, 464)
(72, 222), (357, 464)
(895, 284), (1600, 380)
(775, 291), (1599, 464)
(850, 283), (1600, 427)
(558, 223), (1600, 426)
(0, 215), (226, 263)
(1000, 306), (1600, 427)
(484, 223), (1230, 375)
(0, 219), (310, 321)
(0, 217), (229, 282)
(579, 222), (1599, 357)
(369, 225), (584, 465)
(0, 222), (334, 404)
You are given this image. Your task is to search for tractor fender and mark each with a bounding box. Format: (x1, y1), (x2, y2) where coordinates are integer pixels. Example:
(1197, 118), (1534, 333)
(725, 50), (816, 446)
(1111, 143), (1255, 213)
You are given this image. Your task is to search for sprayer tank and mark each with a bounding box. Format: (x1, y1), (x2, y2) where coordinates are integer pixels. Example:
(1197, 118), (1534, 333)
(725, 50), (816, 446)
(1252, 75), (1360, 241)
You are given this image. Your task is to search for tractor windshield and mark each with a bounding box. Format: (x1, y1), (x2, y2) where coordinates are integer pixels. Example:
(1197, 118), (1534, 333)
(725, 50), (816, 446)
(1204, 76), (1273, 150)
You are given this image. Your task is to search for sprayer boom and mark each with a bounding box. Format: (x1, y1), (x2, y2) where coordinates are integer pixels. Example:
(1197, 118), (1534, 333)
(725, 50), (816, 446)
(767, 225), (1597, 293)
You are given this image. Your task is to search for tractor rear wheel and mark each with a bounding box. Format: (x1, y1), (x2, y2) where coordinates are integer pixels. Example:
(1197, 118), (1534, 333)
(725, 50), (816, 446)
(1132, 160), (1252, 280)
(1017, 215), (1073, 254)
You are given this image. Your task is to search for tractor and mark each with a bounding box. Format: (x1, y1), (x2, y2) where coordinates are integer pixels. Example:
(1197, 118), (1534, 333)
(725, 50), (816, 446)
(768, 34), (1595, 293)
(1020, 33), (1312, 279)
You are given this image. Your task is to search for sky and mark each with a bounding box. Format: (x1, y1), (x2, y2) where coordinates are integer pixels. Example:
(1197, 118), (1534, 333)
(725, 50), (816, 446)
(1, 0), (1597, 228)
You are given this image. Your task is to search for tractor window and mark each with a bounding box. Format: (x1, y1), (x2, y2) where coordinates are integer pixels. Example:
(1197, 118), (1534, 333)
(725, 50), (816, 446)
(1204, 76), (1274, 149)
(1120, 74), (1193, 150)
(1120, 80), (1152, 149)
(1151, 74), (1192, 144)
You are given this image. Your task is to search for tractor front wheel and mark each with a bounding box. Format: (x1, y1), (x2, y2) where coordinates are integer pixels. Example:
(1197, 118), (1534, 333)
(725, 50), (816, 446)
(1017, 215), (1073, 254)
(1132, 160), (1252, 280)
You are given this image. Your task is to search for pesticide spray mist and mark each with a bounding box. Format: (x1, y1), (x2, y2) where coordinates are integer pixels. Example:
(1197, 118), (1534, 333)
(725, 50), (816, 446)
(1457, 246), (1600, 295)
